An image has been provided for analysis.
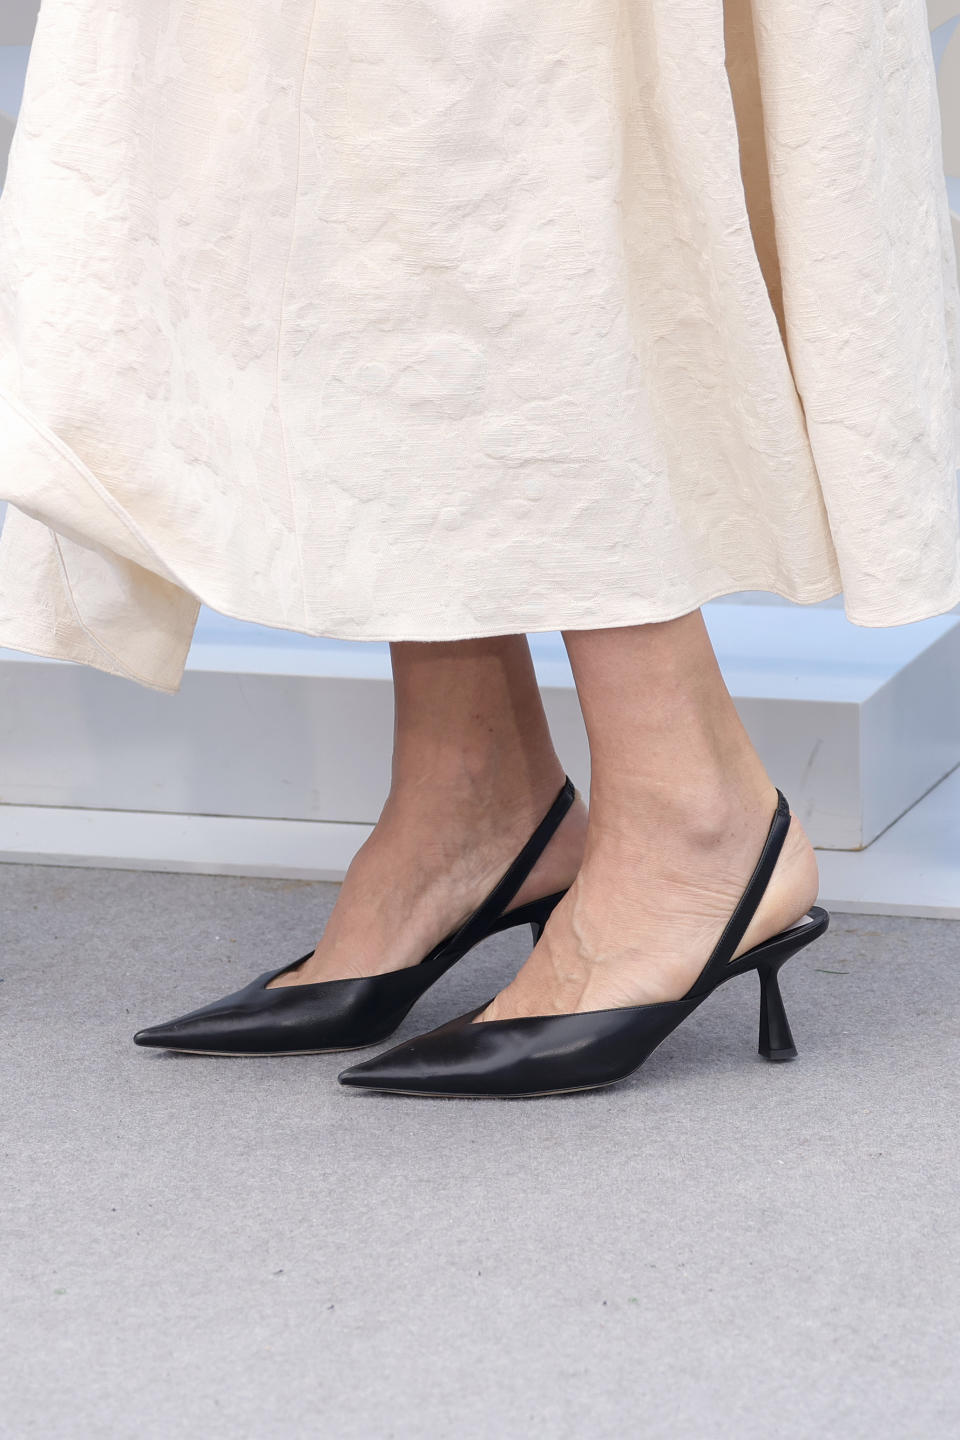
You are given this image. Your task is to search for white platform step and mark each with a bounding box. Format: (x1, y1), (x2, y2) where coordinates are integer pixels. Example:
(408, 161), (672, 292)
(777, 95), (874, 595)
(2, 602), (959, 854)
(0, 804), (370, 882)
(817, 764), (960, 918)
(3, 764), (960, 918)
(701, 603), (960, 848)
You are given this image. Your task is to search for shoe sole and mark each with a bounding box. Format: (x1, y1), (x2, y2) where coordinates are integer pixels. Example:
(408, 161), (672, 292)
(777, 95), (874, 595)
(346, 1050), (797, 1100)
(348, 1051), (798, 1100)
(143, 1039), (386, 1057)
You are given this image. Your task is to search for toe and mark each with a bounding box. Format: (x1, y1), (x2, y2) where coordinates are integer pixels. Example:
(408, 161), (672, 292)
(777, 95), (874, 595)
(132, 1025), (169, 1048)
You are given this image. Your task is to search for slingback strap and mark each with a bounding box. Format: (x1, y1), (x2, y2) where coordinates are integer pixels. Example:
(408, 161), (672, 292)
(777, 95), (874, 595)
(428, 775), (576, 960)
(687, 789), (792, 999)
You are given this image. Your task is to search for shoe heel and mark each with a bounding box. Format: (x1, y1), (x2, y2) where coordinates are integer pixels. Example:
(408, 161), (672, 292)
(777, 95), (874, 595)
(529, 899), (555, 944)
(528, 887), (571, 944)
(487, 889), (568, 945)
(758, 960), (797, 1061)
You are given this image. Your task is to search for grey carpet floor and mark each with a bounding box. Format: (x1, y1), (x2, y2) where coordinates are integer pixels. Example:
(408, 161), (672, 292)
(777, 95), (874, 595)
(2, 861), (959, 1440)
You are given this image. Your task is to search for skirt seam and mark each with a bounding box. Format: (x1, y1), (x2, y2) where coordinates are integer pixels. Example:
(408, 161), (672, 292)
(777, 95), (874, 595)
(272, 1), (320, 632)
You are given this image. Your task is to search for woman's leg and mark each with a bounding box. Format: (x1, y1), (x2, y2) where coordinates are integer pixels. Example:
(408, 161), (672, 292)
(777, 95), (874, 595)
(270, 635), (588, 987)
(480, 610), (820, 1022)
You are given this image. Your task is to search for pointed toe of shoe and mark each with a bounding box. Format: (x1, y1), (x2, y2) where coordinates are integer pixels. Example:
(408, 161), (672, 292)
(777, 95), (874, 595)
(335, 1060), (449, 1095)
(130, 989), (259, 1053)
(337, 1059), (392, 1089)
(132, 1016), (214, 1051)
(335, 1002), (602, 1097)
(337, 1004), (491, 1094)
(133, 1025), (169, 1048)
(337, 1047), (435, 1092)
(129, 968), (422, 1056)
(130, 967), (329, 1055)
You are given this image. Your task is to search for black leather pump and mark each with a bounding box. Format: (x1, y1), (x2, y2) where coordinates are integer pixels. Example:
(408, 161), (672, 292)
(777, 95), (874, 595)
(338, 789), (829, 1098)
(133, 775), (577, 1057)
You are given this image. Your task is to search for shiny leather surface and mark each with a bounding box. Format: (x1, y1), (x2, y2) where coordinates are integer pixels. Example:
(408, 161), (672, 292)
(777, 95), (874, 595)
(133, 775), (576, 1055)
(338, 790), (831, 1097)
(339, 908), (829, 1095)
(339, 994), (704, 1095)
(134, 950), (473, 1055)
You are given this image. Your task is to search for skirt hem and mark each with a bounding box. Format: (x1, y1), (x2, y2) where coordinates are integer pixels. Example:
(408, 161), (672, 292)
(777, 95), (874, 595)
(3, 565), (960, 699)
(3, 385), (960, 695)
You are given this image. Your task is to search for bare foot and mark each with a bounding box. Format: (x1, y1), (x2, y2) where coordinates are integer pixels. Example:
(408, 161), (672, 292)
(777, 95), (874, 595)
(477, 794), (819, 1022)
(267, 773), (588, 987)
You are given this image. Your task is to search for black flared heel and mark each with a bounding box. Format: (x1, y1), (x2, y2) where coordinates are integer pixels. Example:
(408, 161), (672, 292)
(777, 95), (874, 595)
(339, 789), (829, 1098)
(133, 775), (577, 1057)
(758, 957), (797, 1061)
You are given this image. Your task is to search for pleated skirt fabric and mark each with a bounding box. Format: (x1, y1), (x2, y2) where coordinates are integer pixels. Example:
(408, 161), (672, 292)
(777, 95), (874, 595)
(1, 0), (959, 692)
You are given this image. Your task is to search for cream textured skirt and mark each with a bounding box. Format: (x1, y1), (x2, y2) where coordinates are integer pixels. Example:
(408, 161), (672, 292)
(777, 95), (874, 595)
(1, 0), (960, 693)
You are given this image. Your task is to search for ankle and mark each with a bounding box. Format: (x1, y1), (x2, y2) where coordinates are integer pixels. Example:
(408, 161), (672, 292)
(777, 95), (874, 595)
(586, 771), (778, 859)
(387, 749), (568, 825)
